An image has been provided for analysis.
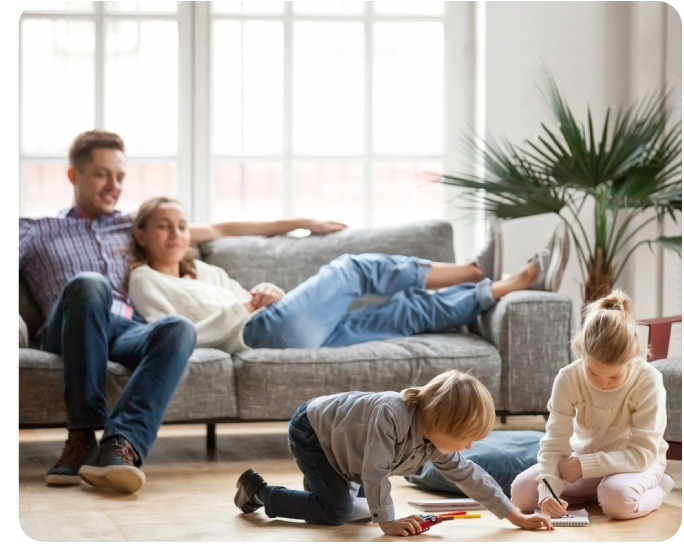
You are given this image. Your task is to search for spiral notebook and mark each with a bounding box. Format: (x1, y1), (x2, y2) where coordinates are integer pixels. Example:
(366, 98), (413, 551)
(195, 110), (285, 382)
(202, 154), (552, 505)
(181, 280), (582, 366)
(409, 498), (485, 512)
(535, 508), (590, 527)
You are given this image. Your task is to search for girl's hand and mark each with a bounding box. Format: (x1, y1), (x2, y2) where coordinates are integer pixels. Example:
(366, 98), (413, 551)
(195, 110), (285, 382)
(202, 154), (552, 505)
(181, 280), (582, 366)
(244, 301), (256, 313)
(249, 285), (282, 310)
(506, 509), (554, 531)
(540, 496), (569, 518)
(378, 515), (424, 536)
(558, 456), (582, 483)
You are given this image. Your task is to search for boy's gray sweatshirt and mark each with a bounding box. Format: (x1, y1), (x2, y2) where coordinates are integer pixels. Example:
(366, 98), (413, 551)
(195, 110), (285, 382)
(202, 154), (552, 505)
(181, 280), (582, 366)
(306, 390), (515, 523)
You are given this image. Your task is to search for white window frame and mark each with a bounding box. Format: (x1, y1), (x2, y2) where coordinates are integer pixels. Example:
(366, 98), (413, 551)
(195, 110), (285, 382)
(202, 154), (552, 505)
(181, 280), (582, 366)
(19, 2), (475, 232)
(195, 1), (453, 225)
(18, 2), (192, 214)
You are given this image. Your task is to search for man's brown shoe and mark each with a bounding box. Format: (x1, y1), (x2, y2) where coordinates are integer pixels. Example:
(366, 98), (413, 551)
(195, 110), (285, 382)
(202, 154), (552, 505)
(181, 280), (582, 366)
(79, 435), (146, 494)
(46, 429), (98, 486)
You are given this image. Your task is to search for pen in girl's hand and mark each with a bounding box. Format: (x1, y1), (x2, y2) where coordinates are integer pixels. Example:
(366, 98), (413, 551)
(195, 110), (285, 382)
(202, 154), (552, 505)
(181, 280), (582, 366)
(542, 478), (569, 517)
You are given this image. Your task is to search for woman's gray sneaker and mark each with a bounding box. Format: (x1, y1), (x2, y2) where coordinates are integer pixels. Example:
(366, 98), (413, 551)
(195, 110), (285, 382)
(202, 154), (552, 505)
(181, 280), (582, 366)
(475, 216), (503, 282)
(529, 223), (570, 292)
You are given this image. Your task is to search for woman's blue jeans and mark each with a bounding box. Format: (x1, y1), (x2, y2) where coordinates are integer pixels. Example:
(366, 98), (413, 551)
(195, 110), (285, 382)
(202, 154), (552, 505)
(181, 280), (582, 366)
(243, 253), (496, 349)
(260, 402), (356, 525)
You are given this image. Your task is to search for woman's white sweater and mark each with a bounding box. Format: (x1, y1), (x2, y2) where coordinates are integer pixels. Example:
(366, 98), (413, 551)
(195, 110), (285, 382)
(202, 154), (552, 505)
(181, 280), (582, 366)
(128, 261), (284, 354)
(537, 358), (668, 505)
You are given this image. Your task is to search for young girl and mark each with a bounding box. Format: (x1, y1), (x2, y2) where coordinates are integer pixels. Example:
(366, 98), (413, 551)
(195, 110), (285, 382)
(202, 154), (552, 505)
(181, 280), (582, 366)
(126, 197), (568, 354)
(234, 370), (553, 536)
(510, 290), (674, 520)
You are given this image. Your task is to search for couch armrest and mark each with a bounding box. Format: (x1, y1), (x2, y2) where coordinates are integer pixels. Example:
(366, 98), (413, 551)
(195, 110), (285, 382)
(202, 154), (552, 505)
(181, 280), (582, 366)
(637, 316), (682, 361)
(469, 291), (574, 414)
(19, 314), (29, 348)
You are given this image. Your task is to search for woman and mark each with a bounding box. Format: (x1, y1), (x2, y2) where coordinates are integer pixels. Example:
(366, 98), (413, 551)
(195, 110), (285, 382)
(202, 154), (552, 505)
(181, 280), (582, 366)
(127, 197), (567, 354)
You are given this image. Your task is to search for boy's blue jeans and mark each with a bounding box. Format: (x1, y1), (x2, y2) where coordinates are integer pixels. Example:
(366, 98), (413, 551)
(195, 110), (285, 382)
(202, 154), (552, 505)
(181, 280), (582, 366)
(243, 253), (496, 349)
(36, 272), (197, 463)
(260, 402), (357, 525)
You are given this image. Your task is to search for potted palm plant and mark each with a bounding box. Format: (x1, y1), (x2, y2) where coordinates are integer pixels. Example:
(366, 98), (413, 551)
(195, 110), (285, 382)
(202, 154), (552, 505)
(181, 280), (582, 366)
(433, 77), (682, 302)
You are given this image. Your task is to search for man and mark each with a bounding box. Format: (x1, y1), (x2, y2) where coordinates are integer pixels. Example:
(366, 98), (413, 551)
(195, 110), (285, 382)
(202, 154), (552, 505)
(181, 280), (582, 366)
(19, 130), (345, 494)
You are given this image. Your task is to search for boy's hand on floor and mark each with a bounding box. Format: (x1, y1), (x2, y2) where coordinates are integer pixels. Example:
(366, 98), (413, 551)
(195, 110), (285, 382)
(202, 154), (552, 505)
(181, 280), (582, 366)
(378, 515), (424, 536)
(506, 508), (554, 530)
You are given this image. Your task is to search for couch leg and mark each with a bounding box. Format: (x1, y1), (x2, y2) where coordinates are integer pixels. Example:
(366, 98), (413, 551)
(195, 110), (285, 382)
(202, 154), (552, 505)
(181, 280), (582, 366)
(207, 423), (217, 451)
(500, 412), (508, 425)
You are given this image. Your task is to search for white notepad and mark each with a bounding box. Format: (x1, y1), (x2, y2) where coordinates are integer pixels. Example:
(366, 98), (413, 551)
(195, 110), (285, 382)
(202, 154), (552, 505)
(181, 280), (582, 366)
(536, 508), (590, 527)
(409, 498), (485, 512)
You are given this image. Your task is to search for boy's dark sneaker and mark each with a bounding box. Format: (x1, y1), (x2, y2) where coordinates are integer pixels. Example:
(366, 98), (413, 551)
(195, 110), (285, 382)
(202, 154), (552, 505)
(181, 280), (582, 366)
(235, 469), (267, 513)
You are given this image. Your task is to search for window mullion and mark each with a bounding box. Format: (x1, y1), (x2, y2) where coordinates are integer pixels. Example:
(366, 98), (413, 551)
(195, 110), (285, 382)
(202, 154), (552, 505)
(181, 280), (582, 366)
(177, 0), (194, 214)
(363, 3), (374, 226)
(283, 2), (294, 218)
(95, 2), (104, 128)
(193, 1), (211, 222)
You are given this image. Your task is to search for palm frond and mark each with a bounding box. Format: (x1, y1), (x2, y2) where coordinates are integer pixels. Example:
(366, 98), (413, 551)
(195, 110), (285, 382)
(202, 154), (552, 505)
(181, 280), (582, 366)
(658, 235), (683, 256)
(435, 74), (681, 299)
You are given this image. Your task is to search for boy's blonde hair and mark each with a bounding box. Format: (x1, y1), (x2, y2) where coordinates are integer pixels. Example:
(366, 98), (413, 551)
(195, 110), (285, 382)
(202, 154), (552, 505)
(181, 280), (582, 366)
(573, 289), (642, 365)
(401, 370), (495, 441)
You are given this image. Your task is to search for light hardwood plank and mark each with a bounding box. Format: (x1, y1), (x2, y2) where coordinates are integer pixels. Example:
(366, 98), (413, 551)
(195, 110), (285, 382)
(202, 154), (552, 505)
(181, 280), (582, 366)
(19, 419), (682, 542)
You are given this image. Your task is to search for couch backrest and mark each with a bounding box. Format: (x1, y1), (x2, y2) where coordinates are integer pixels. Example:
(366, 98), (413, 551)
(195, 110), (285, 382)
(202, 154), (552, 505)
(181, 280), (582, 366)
(200, 220), (455, 292)
(18, 220), (455, 338)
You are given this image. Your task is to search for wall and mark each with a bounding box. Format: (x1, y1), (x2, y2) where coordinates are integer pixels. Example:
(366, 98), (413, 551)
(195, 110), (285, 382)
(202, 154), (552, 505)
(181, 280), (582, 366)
(452, 1), (681, 327)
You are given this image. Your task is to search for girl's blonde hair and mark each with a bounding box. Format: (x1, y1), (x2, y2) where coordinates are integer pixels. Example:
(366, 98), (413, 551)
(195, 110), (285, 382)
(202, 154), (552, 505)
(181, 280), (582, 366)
(124, 196), (197, 290)
(401, 370), (495, 441)
(573, 289), (642, 365)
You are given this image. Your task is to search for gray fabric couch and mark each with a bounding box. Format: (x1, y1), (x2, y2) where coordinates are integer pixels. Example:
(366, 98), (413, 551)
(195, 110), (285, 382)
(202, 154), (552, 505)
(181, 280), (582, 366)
(652, 357), (682, 460)
(19, 220), (574, 445)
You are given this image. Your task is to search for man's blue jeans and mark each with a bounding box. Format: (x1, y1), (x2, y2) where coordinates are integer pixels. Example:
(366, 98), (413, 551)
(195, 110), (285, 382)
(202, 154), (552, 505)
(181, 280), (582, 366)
(260, 402), (356, 525)
(243, 253), (496, 349)
(36, 272), (197, 463)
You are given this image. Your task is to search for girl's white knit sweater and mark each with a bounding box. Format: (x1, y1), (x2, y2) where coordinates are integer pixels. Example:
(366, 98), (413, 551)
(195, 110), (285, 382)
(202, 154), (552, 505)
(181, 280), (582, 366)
(537, 358), (668, 505)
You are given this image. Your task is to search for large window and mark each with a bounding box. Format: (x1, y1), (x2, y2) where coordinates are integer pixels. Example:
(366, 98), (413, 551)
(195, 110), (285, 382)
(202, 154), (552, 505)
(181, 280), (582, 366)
(20, 1), (182, 216)
(20, 1), (447, 226)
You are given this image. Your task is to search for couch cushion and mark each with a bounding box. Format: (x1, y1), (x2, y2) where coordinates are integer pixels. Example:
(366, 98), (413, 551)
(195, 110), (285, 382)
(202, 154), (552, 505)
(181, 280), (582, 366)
(233, 332), (502, 420)
(199, 220), (455, 294)
(19, 348), (238, 426)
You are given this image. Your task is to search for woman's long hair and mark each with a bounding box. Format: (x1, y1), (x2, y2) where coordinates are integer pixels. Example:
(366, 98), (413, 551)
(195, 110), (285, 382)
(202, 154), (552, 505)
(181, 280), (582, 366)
(124, 196), (197, 291)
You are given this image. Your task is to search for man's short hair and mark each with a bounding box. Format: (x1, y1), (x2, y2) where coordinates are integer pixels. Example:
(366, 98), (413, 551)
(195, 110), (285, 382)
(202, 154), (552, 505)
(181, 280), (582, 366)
(68, 130), (125, 171)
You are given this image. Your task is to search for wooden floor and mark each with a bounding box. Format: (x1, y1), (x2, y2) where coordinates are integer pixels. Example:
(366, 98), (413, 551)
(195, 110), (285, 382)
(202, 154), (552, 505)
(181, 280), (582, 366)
(19, 416), (682, 543)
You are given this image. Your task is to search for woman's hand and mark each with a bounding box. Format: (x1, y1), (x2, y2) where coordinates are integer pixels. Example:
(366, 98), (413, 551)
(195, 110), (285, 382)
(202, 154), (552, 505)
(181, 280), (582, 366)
(249, 285), (283, 310)
(540, 496), (569, 518)
(506, 508), (554, 531)
(378, 515), (424, 536)
(558, 456), (582, 483)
